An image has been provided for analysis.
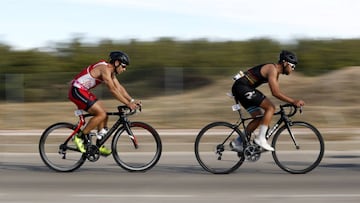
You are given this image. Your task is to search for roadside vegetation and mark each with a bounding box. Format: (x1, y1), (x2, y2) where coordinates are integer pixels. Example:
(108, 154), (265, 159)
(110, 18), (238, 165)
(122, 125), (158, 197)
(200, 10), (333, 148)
(1, 37), (360, 102)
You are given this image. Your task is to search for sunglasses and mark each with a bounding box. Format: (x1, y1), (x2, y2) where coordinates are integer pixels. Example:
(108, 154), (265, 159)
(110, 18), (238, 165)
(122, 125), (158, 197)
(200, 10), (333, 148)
(120, 63), (127, 68)
(287, 62), (296, 70)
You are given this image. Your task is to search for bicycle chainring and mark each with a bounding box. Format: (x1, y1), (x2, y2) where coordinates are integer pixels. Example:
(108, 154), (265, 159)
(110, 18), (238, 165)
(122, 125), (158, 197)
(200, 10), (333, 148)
(243, 145), (261, 162)
(86, 145), (100, 162)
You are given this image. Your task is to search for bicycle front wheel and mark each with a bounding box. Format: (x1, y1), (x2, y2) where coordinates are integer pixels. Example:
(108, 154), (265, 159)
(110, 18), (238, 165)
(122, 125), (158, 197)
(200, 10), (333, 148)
(272, 121), (325, 174)
(112, 122), (162, 172)
(195, 122), (245, 174)
(39, 122), (86, 172)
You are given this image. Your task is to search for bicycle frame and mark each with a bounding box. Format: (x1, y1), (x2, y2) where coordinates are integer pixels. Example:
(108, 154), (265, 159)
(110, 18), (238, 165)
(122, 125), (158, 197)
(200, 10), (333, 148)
(72, 107), (138, 149)
(232, 103), (299, 146)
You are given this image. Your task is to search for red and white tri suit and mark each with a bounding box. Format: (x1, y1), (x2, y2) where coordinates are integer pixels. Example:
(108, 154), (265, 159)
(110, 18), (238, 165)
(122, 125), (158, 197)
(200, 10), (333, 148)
(68, 60), (108, 110)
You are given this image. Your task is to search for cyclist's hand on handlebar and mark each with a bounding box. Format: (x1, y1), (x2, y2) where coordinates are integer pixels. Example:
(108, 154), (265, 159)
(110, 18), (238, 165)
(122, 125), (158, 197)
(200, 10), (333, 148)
(127, 100), (142, 110)
(127, 102), (138, 110)
(134, 100), (142, 111)
(293, 100), (305, 108)
(134, 100), (142, 107)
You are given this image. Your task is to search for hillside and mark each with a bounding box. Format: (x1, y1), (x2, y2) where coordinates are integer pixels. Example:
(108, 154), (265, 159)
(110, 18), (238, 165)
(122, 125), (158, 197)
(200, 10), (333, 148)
(0, 67), (359, 129)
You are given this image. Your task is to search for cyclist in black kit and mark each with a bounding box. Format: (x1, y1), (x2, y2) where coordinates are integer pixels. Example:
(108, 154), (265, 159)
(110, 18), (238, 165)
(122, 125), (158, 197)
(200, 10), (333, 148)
(231, 50), (305, 151)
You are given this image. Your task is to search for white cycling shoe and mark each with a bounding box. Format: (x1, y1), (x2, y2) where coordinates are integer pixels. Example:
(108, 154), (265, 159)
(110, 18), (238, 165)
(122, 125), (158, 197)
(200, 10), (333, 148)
(254, 137), (274, 151)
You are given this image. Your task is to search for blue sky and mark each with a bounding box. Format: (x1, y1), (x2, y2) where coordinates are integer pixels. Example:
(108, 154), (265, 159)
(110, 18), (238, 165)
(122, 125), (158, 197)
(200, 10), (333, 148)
(0, 0), (359, 50)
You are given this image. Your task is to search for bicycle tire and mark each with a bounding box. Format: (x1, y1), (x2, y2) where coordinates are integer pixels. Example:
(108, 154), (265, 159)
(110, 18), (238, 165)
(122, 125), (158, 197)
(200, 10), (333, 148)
(112, 121), (162, 172)
(194, 122), (245, 174)
(271, 121), (324, 174)
(39, 122), (86, 172)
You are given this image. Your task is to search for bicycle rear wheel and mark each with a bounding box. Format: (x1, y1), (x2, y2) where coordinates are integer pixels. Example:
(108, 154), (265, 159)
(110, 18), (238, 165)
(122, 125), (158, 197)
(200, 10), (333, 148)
(39, 122), (86, 172)
(112, 122), (162, 172)
(272, 121), (324, 174)
(194, 122), (245, 174)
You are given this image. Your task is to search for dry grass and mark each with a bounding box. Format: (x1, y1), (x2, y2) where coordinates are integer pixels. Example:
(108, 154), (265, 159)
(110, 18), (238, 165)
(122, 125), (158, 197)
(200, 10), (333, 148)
(1, 67), (360, 130)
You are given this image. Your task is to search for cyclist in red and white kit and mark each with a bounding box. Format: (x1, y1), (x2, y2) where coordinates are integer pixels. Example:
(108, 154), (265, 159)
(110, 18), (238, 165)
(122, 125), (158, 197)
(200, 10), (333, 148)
(68, 51), (140, 155)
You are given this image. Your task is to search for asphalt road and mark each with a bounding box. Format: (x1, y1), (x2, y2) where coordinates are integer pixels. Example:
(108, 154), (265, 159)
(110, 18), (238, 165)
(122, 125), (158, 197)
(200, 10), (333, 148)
(1, 150), (360, 203)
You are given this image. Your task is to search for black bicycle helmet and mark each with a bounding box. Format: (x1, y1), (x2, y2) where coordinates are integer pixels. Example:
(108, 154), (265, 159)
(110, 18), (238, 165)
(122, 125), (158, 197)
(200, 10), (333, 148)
(279, 50), (298, 65)
(109, 51), (130, 65)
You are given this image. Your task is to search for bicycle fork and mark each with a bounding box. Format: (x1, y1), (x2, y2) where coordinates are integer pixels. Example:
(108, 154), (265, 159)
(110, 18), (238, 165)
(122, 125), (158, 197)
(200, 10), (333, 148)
(272, 116), (300, 150)
(284, 122), (300, 150)
(124, 123), (138, 149)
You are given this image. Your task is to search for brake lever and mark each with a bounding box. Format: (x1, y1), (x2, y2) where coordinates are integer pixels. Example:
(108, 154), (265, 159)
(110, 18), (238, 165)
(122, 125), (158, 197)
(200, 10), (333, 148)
(137, 103), (142, 112)
(299, 106), (303, 114)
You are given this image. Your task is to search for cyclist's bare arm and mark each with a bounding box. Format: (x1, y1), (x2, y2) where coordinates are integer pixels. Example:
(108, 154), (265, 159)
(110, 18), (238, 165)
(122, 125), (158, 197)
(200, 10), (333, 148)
(99, 65), (137, 109)
(113, 77), (142, 106)
(113, 76), (131, 101)
(265, 65), (304, 107)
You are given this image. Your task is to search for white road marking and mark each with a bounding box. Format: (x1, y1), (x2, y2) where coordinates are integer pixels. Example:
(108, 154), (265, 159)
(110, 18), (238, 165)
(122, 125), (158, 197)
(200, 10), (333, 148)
(73, 194), (195, 198)
(255, 194), (360, 198)
(72, 193), (360, 199)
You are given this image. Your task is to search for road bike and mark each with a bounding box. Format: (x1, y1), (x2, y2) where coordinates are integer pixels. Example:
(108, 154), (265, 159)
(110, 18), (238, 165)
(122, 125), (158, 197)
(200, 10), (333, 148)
(194, 102), (324, 174)
(39, 105), (162, 172)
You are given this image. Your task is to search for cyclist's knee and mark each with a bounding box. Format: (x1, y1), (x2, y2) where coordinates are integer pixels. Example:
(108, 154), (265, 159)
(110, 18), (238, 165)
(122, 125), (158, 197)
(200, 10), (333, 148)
(267, 104), (275, 114)
(97, 111), (107, 120)
(88, 106), (107, 120)
(260, 99), (275, 113)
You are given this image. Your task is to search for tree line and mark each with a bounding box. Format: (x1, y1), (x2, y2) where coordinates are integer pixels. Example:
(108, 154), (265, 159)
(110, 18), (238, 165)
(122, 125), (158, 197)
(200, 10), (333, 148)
(1, 37), (359, 101)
